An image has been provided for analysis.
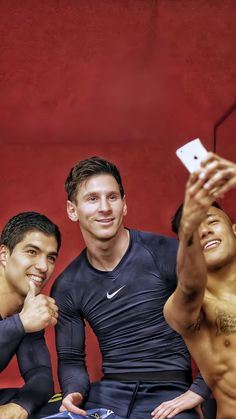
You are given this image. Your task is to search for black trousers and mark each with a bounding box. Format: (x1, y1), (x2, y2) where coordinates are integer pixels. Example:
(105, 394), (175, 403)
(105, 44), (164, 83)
(0, 388), (217, 418)
(201, 399), (217, 419)
(0, 388), (61, 418)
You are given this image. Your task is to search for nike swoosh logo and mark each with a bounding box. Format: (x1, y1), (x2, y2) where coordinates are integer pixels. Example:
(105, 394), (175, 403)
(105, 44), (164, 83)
(107, 285), (126, 300)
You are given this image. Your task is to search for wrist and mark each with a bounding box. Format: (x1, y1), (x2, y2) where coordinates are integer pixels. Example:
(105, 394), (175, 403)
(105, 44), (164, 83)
(19, 312), (29, 332)
(179, 220), (195, 242)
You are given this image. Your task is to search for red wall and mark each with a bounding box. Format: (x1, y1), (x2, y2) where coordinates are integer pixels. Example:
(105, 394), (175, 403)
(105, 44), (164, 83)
(0, 0), (236, 391)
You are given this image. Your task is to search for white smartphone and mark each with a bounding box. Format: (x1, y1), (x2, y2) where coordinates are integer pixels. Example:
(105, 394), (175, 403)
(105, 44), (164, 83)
(176, 138), (208, 173)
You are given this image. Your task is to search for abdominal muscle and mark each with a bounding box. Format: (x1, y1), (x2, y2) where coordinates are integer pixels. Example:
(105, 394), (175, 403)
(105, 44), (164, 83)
(186, 331), (236, 419)
(214, 382), (236, 419)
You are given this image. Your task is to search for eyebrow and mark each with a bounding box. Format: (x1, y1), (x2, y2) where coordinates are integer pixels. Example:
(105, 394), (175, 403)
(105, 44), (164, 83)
(23, 244), (58, 257)
(206, 213), (221, 219)
(84, 190), (119, 197)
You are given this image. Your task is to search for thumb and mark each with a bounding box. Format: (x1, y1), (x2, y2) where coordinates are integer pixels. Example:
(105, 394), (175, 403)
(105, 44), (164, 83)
(25, 281), (36, 300)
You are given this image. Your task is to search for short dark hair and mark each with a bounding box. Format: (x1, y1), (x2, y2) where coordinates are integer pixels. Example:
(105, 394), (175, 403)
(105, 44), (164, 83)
(65, 156), (125, 202)
(171, 201), (222, 235)
(0, 212), (61, 253)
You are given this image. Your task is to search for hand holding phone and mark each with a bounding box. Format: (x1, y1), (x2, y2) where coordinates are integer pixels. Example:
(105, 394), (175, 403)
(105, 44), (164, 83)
(176, 138), (208, 173)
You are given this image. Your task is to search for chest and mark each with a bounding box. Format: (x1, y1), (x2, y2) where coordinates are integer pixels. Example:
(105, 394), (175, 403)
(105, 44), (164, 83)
(204, 296), (236, 337)
(77, 253), (173, 332)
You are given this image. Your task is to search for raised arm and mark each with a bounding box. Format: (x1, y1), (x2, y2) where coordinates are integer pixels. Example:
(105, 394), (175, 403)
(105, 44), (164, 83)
(165, 151), (236, 333)
(164, 173), (213, 335)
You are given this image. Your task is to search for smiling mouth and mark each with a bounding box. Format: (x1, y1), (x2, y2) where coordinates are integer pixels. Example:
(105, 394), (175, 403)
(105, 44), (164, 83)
(97, 219), (114, 224)
(28, 275), (45, 287)
(203, 240), (221, 251)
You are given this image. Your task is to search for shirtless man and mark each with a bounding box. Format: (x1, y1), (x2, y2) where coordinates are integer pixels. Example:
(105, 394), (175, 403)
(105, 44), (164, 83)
(164, 153), (236, 418)
(0, 211), (60, 418)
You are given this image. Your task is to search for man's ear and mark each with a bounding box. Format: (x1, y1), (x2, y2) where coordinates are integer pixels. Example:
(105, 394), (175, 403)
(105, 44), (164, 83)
(232, 223), (236, 237)
(123, 196), (128, 217)
(67, 200), (79, 222)
(0, 245), (9, 266)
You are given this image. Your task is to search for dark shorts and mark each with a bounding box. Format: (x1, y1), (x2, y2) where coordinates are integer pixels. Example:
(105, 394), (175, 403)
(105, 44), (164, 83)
(84, 380), (199, 419)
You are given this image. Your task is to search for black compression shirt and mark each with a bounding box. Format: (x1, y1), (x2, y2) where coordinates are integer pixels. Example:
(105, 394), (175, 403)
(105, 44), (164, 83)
(0, 313), (54, 413)
(52, 229), (210, 400)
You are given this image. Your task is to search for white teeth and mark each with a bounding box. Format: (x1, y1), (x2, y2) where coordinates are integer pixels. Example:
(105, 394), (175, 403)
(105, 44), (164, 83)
(204, 240), (220, 250)
(28, 275), (43, 284)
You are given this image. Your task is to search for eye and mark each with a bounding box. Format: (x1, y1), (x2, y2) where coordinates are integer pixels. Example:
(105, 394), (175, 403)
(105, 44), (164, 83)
(27, 249), (37, 256)
(109, 194), (118, 201)
(48, 255), (57, 263)
(87, 195), (98, 202)
(209, 219), (218, 225)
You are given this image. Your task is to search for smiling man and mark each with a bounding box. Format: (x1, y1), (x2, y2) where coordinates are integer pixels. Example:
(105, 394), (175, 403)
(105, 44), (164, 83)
(51, 156), (215, 419)
(164, 155), (236, 419)
(0, 212), (61, 418)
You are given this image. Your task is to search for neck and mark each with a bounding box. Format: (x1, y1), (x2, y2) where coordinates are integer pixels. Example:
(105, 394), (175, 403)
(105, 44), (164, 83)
(86, 227), (130, 271)
(207, 261), (236, 295)
(0, 269), (24, 318)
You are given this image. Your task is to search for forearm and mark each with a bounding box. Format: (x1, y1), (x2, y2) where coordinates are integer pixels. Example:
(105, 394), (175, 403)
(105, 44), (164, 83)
(190, 372), (212, 400)
(52, 280), (90, 398)
(58, 359), (90, 399)
(164, 222), (207, 332)
(16, 331), (54, 413)
(0, 315), (25, 371)
(11, 366), (54, 414)
(177, 226), (207, 297)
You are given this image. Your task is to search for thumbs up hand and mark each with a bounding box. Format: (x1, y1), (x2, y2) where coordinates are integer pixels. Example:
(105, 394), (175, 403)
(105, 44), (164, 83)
(19, 281), (58, 333)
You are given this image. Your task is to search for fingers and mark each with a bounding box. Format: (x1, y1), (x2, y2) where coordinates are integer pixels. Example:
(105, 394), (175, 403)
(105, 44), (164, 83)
(186, 173), (214, 208)
(187, 156), (235, 204)
(39, 297), (58, 327)
(213, 177), (236, 198)
(151, 400), (182, 419)
(60, 393), (86, 416)
(186, 172), (199, 189)
(151, 392), (203, 419)
(48, 301), (59, 326)
(60, 402), (87, 415)
(20, 293), (59, 332)
(199, 153), (236, 195)
(203, 167), (235, 191)
(200, 151), (218, 167)
(187, 173), (205, 196)
(25, 281), (37, 300)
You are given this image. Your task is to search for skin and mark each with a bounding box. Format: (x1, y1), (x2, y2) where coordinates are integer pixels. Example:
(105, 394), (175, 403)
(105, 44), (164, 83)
(0, 403), (29, 419)
(200, 152), (236, 198)
(62, 173), (204, 417)
(67, 173), (128, 272)
(0, 231), (59, 418)
(164, 157), (236, 418)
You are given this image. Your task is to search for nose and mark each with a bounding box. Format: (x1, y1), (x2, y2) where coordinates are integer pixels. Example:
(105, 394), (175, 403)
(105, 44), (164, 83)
(35, 255), (48, 272)
(99, 197), (111, 212)
(199, 222), (213, 240)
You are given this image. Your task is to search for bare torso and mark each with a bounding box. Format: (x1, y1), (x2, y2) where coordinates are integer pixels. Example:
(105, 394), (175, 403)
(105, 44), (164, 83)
(185, 290), (236, 418)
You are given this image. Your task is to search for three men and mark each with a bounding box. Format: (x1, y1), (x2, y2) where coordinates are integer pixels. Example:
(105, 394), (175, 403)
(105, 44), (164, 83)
(52, 156), (210, 419)
(0, 212), (60, 418)
(164, 153), (236, 418)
